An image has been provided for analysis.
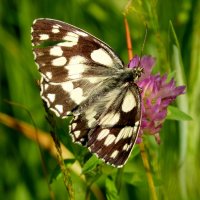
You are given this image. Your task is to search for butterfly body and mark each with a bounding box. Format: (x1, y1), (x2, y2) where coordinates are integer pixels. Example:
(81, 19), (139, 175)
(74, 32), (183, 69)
(31, 18), (142, 167)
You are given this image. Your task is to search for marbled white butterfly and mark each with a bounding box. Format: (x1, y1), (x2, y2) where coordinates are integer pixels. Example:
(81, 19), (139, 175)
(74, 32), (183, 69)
(31, 18), (143, 167)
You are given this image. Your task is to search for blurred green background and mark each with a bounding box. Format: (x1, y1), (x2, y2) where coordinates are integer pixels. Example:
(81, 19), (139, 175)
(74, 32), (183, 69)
(0, 0), (199, 199)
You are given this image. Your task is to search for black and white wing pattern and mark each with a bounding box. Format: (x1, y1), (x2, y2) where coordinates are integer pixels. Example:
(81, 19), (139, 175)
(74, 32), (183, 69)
(31, 18), (142, 167)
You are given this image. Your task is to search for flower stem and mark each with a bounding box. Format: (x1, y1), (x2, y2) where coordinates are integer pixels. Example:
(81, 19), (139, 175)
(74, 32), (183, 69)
(139, 142), (157, 200)
(124, 16), (134, 59)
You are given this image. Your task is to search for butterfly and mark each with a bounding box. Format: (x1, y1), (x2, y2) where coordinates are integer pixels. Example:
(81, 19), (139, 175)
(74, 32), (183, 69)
(31, 18), (143, 167)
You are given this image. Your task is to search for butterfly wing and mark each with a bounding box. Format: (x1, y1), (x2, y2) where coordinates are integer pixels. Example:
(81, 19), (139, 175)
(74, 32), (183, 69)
(31, 18), (124, 117)
(70, 82), (141, 167)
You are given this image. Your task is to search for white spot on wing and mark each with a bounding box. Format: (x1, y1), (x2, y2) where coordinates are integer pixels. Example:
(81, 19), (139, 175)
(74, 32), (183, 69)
(71, 123), (77, 130)
(100, 112), (120, 126)
(91, 48), (113, 66)
(97, 129), (110, 140)
(104, 134), (116, 146)
(135, 121), (140, 126)
(66, 111), (71, 115)
(52, 28), (59, 33)
(74, 130), (81, 138)
(74, 30), (88, 37)
(55, 105), (63, 113)
(39, 34), (49, 40)
(115, 127), (133, 143)
(61, 81), (74, 92)
(68, 55), (86, 65)
(52, 56), (67, 66)
(122, 143), (131, 151)
(58, 32), (79, 47)
(50, 46), (63, 56)
(85, 109), (97, 128)
(58, 42), (72, 47)
(110, 150), (119, 158)
(70, 87), (86, 104)
(122, 90), (136, 112)
(52, 25), (60, 33)
(63, 32), (79, 39)
(65, 56), (88, 79)
(133, 121), (140, 132)
(46, 72), (52, 79)
(47, 93), (55, 102)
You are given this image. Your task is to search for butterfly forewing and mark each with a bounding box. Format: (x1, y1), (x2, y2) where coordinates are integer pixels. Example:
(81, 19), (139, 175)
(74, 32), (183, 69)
(31, 18), (142, 167)
(32, 18), (124, 117)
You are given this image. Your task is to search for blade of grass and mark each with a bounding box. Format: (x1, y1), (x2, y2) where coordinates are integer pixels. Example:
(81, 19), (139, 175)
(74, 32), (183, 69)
(169, 21), (188, 199)
(186, 1), (200, 198)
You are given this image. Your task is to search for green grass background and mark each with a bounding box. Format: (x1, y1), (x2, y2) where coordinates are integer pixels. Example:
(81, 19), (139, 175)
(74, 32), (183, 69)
(0, 0), (199, 199)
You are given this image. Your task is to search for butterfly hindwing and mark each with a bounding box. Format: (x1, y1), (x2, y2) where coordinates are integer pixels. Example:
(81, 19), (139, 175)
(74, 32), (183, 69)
(70, 83), (141, 167)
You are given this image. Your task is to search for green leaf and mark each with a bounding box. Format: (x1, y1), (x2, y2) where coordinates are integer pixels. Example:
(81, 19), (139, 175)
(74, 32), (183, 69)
(169, 20), (181, 49)
(82, 155), (102, 174)
(49, 159), (75, 184)
(105, 177), (120, 200)
(167, 105), (192, 121)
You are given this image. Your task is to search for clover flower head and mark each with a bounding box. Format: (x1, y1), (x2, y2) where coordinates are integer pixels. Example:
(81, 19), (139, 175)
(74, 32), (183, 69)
(128, 55), (186, 144)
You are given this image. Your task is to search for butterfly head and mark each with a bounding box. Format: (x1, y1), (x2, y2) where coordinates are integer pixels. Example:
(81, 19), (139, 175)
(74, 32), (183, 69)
(132, 66), (144, 82)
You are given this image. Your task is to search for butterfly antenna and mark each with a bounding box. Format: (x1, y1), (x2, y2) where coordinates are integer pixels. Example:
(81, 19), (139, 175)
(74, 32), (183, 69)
(137, 24), (148, 67)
